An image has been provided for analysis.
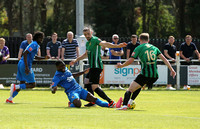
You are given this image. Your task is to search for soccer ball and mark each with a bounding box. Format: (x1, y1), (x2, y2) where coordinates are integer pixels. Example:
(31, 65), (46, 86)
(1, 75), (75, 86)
(128, 101), (136, 109)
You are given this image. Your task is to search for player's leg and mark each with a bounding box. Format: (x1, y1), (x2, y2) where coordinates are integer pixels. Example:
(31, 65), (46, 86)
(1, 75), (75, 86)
(72, 99), (82, 108)
(84, 71), (95, 107)
(122, 81), (141, 106)
(67, 90), (82, 108)
(84, 77), (93, 95)
(80, 88), (109, 107)
(117, 74), (144, 110)
(6, 65), (36, 103)
(6, 63), (24, 103)
(90, 68), (114, 105)
(14, 67), (36, 90)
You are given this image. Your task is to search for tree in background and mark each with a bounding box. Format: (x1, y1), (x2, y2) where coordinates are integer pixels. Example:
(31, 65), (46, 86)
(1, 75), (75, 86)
(0, 0), (200, 38)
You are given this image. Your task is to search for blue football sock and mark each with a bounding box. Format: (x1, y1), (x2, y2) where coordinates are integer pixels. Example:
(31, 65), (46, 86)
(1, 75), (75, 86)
(12, 90), (18, 98)
(20, 83), (26, 89)
(95, 98), (109, 107)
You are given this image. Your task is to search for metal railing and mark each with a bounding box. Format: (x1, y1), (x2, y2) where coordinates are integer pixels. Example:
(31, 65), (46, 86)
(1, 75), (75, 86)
(6, 52), (200, 89)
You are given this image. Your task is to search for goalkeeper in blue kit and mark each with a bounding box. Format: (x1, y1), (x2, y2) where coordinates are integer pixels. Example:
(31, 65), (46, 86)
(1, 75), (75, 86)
(50, 60), (117, 108)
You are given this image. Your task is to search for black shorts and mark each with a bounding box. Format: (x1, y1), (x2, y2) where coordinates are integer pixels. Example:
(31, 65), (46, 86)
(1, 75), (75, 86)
(85, 68), (103, 84)
(134, 74), (158, 87)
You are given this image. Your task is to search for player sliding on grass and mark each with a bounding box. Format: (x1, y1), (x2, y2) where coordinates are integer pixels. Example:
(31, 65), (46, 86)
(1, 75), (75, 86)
(70, 27), (127, 107)
(6, 31), (49, 103)
(50, 60), (120, 108)
(115, 33), (176, 110)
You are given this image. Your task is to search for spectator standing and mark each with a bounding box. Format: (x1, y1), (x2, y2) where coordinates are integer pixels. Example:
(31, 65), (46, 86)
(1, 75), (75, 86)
(18, 33), (41, 60)
(180, 35), (200, 90)
(61, 31), (79, 62)
(0, 38), (10, 89)
(46, 32), (62, 59)
(126, 35), (140, 63)
(109, 34), (124, 90)
(0, 38), (10, 64)
(164, 36), (176, 90)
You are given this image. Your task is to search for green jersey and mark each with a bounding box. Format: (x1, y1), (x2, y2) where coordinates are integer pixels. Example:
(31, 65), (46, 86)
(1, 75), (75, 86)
(131, 43), (161, 78)
(86, 36), (103, 69)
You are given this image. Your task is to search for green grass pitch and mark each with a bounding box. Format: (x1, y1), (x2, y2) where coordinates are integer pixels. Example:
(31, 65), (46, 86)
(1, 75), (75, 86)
(0, 89), (200, 129)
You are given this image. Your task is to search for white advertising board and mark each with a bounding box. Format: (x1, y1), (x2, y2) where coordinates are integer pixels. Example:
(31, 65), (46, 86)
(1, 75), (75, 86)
(103, 65), (167, 84)
(188, 65), (200, 85)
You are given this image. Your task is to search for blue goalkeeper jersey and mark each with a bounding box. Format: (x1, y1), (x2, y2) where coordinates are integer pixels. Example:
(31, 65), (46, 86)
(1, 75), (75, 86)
(52, 67), (80, 93)
(20, 41), (40, 67)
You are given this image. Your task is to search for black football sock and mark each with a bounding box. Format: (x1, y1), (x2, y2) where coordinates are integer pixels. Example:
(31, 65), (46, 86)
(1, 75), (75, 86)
(94, 87), (111, 103)
(131, 88), (141, 100)
(123, 91), (132, 106)
(85, 84), (94, 95)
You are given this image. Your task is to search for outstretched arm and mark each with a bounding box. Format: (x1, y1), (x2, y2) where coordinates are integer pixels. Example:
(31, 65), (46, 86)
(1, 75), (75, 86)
(70, 51), (87, 65)
(72, 68), (90, 78)
(99, 41), (127, 48)
(115, 57), (134, 68)
(158, 53), (176, 78)
(35, 55), (50, 60)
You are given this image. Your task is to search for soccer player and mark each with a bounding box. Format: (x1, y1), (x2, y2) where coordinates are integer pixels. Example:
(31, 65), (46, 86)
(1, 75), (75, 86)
(115, 33), (176, 110)
(6, 31), (49, 103)
(70, 27), (127, 107)
(50, 60), (116, 108)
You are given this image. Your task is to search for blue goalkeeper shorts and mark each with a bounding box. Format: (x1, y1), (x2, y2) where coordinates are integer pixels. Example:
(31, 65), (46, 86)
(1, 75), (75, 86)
(16, 61), (35, 83)
(66, 87), (88, 103)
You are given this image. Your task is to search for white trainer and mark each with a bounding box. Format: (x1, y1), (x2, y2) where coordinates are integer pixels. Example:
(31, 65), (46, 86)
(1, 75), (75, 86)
(183, 85), (190, 90)
(116, 105), (127, 110)
(166, 86), (176, 90)
(116, 86), (125, 90)
(110, 86), (115, 89)
(0, 84), (4, 89)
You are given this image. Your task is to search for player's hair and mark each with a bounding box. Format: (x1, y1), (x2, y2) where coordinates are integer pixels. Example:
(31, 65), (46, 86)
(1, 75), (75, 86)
(55, 60), (65, 66)
(112, 34), (119, 39)
(131, 35), (137, 38)
(168, 36), (175, 39)
(83, 27), (91, 32)
(0, 38), (5, 43)
(139, 33), (149, 41)
(52, 32), (57, 36)
(185, 35), (192, 39)
(33, 31), (44, 41)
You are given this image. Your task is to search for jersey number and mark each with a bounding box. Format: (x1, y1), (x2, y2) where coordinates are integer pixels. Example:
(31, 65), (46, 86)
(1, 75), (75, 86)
(145, 50), (156, 61)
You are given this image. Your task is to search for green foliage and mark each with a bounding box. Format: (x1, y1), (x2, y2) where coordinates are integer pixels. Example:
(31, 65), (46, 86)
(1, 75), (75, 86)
(0, 9), (9, 36)
(137, 2), (177, 38)
(0, 0), (200, 38)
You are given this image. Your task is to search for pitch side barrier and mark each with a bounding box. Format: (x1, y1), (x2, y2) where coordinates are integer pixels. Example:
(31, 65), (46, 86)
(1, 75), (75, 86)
(1, 54), (200, 89)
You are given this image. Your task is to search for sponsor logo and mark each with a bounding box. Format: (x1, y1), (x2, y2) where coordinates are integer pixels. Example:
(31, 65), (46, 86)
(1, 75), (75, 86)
(32, 68), (43, 72)
(29, 47), (33, 51)
(114, 67), (141, 76)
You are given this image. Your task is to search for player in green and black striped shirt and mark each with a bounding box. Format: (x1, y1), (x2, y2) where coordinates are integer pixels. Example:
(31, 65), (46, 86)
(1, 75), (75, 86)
(116, 33), (176, 110)
(70, 27), (127, 107)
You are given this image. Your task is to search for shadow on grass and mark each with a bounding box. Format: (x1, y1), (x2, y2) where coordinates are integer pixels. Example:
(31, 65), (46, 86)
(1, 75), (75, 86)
(43, 106), (90, 109)
(4, 102), (31, 105)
